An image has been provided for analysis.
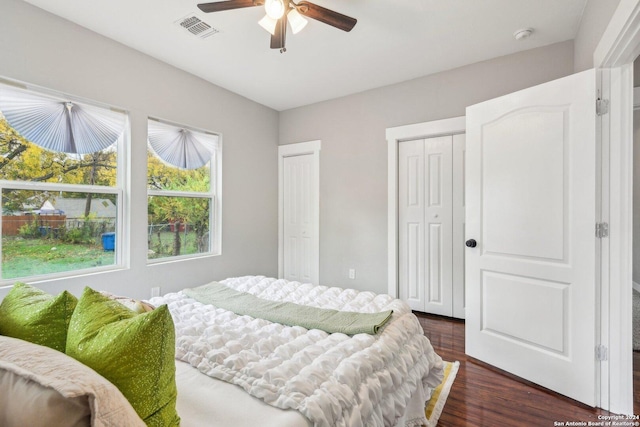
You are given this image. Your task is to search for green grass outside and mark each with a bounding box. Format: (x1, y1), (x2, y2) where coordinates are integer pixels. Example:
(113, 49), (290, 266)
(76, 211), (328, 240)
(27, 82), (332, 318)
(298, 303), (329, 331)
(147, 230), (205, 259)
(2, 236), (115, 279)
(2, 230), (207, 279)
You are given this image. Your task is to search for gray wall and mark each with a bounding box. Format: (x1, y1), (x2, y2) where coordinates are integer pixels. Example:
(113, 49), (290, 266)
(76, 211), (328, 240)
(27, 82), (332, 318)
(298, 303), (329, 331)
(279, 41), (575, 295)
(0, 0), (623, 300)
(573, 0), (621, 72)
(0, 0), (279, 300)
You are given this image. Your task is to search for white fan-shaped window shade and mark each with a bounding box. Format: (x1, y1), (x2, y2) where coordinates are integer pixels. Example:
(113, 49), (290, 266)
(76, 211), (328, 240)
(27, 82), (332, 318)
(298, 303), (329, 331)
(148, 120), (219, 170)
(0, 85), (125, 154)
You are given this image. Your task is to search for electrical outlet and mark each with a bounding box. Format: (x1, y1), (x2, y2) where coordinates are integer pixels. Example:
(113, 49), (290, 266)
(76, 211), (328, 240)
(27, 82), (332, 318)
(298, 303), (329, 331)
(348, 269), (356, 280)
(151, 287), (161, 298)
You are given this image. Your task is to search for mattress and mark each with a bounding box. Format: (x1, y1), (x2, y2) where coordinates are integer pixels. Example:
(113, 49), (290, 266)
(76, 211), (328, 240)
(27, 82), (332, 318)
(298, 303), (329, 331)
(175, 360), (311, 427)
(175, 359), (425, 427)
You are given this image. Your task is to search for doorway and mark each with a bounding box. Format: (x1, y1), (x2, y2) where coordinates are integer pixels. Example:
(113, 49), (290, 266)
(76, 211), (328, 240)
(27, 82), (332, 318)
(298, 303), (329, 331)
(594, 0), (640, 412)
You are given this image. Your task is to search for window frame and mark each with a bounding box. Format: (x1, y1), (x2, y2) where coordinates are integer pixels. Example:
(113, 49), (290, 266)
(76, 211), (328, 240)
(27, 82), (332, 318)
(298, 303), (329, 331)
(146, 117), (222, 264)
(0, 78), (129, 283)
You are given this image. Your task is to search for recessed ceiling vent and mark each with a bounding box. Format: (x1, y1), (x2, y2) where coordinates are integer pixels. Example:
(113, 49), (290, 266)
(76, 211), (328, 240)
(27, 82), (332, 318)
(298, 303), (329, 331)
(176, 14), (219, 39)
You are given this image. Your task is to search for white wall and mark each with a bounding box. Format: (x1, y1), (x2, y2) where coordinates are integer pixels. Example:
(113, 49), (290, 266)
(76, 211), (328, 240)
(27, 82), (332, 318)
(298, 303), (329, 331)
(279, 41), (575, 295)
(573, 0), (622, 71)
(0, 0), (279, 300)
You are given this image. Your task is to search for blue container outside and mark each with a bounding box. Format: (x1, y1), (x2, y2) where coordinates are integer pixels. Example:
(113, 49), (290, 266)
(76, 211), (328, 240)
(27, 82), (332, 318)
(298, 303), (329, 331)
(101, 232), (115, 251)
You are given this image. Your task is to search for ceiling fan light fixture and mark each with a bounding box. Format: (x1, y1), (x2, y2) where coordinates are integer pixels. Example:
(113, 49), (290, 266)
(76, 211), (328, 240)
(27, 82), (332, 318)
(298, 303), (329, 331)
(259, 14), (278, 35)
(265, 0), (285, 19)
(198, 0), (358, 50)
(287, 8), (308, 34)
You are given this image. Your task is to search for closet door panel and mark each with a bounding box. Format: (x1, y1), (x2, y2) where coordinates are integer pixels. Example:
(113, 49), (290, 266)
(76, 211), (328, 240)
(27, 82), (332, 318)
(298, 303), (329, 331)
(399, 139), (425, 310)
(423, 136), (453, 316)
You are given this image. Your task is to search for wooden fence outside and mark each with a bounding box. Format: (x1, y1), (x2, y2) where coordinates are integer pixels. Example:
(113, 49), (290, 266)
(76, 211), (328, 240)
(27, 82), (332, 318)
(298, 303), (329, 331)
(2, 215), (67, 236)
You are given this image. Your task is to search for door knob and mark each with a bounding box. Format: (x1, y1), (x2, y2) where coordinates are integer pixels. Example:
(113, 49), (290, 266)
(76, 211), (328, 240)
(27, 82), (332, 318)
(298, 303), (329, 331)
(465, 239), (477, 248)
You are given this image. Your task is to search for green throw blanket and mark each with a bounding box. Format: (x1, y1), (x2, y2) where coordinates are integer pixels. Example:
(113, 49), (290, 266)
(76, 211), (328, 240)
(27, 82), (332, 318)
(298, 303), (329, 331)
(183, 282), (393, 335)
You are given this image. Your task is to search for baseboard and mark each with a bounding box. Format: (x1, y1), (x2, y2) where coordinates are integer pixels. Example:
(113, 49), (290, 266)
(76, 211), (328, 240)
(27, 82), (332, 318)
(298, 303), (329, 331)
(633, 281), (640, 293)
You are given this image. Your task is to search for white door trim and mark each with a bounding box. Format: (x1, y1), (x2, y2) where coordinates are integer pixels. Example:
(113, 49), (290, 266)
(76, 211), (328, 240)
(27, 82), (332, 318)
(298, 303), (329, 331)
(387, 116), (466, 298)
(278, 140), (321, 284)
(593, 0), (640, 414)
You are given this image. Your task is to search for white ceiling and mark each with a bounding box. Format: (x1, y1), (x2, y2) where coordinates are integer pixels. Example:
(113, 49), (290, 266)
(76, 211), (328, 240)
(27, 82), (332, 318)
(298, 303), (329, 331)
(22, 0), (587, 111)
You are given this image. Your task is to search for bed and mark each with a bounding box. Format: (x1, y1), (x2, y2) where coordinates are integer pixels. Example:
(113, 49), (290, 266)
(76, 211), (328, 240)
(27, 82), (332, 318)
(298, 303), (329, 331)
(155, 276), (444, 427)
(0, 276), (443, 427)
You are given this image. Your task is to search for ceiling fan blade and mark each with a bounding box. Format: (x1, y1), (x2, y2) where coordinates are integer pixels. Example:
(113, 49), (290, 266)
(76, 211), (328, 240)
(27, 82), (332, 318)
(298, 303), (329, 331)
(270, 14), (287, 50)
(296, 1), (356, 32)
(197, 0), (262, 13)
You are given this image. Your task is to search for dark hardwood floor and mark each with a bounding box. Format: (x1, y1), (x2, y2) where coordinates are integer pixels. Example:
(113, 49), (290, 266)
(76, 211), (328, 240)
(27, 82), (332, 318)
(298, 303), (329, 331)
(415, 312), (635, 427)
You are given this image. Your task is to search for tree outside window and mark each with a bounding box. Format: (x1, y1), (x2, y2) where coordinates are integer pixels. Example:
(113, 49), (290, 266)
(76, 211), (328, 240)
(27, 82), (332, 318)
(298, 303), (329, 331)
(0, 82), (126, 281)
(146, 118), (220, 261)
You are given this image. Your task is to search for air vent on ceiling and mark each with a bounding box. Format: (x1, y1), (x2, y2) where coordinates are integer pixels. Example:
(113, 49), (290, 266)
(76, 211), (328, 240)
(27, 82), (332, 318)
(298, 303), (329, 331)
(175, 14), (219, 39)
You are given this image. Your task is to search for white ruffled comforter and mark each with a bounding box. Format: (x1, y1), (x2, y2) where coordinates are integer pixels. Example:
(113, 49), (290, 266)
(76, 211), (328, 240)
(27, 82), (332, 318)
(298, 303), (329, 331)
(151, 276), (443, 427)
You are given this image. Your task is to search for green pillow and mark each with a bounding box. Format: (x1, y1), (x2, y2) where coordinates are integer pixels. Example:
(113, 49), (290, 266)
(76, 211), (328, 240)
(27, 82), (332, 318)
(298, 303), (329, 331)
(66, 287), (179, 427)
(0, 282), (77, 352)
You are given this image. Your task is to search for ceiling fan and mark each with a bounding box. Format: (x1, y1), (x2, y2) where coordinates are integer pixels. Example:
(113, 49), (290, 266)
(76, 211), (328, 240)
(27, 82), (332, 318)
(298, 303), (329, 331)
(197, 0), (357, 53)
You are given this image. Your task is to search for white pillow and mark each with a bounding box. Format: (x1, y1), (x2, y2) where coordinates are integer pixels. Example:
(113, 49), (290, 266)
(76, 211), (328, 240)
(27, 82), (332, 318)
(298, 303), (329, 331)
(0, 367), (90, 427)
(99, 291), (155, 313)
(0, 336), (145, 427)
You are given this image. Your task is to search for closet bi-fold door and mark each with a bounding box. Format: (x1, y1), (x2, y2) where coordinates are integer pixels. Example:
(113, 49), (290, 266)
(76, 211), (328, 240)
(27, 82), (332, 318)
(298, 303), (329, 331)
(399, 136), (453, 316)
(282, 153), (315, 284)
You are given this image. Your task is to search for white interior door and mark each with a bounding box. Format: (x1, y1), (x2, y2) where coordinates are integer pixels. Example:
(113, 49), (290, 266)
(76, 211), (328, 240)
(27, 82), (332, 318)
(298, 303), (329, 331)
(465, 69), (597, 405)
(399, 136), (454, 316)
(283, 153), (316, 283)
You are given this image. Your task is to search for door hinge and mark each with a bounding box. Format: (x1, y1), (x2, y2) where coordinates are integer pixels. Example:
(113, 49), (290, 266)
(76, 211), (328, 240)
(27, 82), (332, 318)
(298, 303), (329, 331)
(595, 222), (609, 238)
(596, 98), (609, 116)
(596, 344), (608, 361)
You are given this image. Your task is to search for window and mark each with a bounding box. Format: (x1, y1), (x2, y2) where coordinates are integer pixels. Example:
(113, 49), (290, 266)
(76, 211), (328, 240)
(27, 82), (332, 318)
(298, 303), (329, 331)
(146, 118), (221, 261)
(0, 80), (127, 281)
